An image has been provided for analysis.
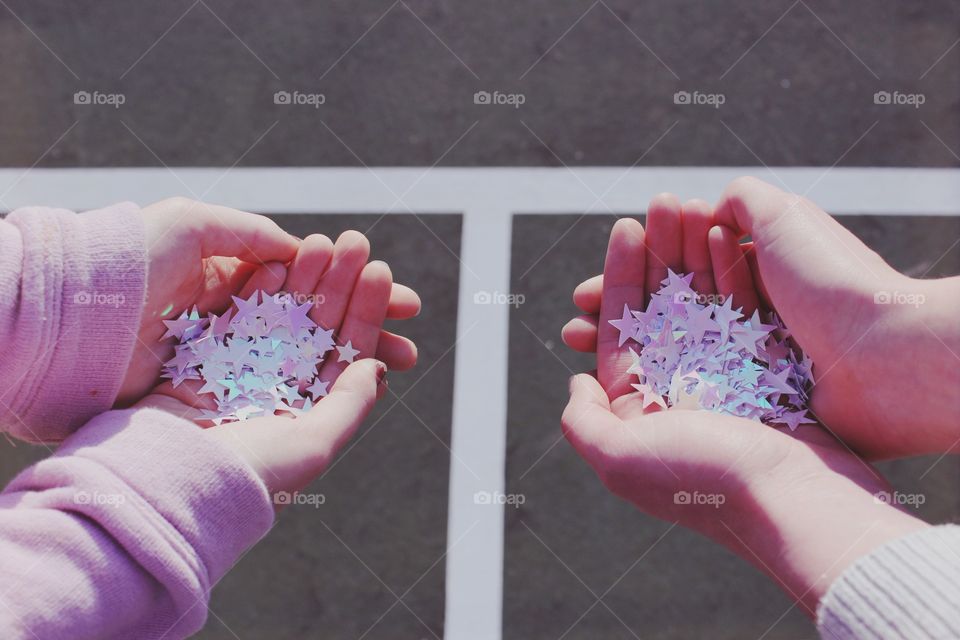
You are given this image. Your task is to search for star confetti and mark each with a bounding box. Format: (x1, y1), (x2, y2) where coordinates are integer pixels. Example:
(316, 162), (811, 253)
(609, 270), (815, 430)
(160, 291), (346, 424)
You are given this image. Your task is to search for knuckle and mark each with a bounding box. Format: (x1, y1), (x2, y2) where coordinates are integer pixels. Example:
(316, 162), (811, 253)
(163, 196), (198, 212)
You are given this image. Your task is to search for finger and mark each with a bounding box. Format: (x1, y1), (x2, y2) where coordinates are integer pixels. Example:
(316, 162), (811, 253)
(310, 230), (371, 330)
(562, 373), (621, 465)
(573, 275), (603, 314)
(285, 234), (335, 297)
(739, 241), (773, 310)
(680, 199), (716, 295)
(182, 201), (300, 263)
(644, 193), (683, 299)
(374, 330), (418, 371)
(598, 218), (646, 400)
(318, 260), (392, 383)
(193, 257), (259, 314)
(708, 226), (760, 316)
(304, 359), (386, 460)
(238, 261), (288, 299)
(561, 315), (598, 352)
(387, 283), (421, 319)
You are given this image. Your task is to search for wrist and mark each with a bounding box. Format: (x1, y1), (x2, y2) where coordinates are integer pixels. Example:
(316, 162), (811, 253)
(732, 468), (928, 616)
(876, 275), (960, 454)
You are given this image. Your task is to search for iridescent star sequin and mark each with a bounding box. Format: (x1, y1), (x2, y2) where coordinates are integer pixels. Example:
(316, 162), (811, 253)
(160, 291), (356, 424)
(610, 270), (814, 429)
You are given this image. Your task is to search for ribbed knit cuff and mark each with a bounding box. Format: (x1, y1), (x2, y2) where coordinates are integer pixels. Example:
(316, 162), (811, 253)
(4, 203), (146, 442)
(818, 524), (960, 640)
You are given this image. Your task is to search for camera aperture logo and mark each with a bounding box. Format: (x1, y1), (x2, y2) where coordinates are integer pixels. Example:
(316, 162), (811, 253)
(473, 290), (525, 308)
(673, 490), (725, 508)
(474, 490), (525, 508)
(273, 491), (325, 508)
(74, 90), (125, 109)
(474, 90), (526, 109)
(873, 90), (925, 108)
(274, 90), (326, 109)
(73, 291), (126, 308)
(673, 90), (725, 109)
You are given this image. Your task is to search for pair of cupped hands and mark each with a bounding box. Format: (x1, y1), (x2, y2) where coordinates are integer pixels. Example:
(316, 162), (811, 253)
(116, 197), (421, 499)
(560, 177), (959, 614)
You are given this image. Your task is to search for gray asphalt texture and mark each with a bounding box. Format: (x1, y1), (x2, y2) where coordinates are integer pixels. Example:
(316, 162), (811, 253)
(0, 1), (957, 639)
(0, 1), (957, 167)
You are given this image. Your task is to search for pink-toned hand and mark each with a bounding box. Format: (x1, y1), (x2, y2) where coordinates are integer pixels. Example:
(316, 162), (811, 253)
(119, 198), (301, 404)
(708, 177), (960, 459)
(561, 197), (926, 615)
(120, 199), (421, 406)
(140, 223), (417, 496)
(562, 180), (960, 459)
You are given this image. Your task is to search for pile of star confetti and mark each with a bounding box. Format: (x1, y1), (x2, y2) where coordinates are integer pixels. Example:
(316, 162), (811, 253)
(160, 291), (360, 424)
(609, 270), (815, 430)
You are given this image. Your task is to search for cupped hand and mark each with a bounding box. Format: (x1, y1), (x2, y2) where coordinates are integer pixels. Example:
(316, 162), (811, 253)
(119, 198), (301, 405)
(707, 177), (959, 459)
(562, 182), (960, 459)
(141, 220), (418, 495)
(148, 223), (420, 409)
(561, 200), (927, 614)
(120, 199), (421, 407)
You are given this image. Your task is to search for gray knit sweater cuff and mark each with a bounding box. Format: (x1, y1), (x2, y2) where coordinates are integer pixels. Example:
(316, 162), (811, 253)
(817, 525), (960, 639)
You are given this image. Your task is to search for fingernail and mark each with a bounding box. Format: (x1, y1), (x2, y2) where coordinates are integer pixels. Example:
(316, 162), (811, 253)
(374, 360), (388, 383)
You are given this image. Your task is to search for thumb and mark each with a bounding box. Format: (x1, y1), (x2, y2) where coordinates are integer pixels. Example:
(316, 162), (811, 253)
(715, 177), (894, 286)
(304, 359), (387, 457)
(146, 199), (301, 263)
(562, 373), (621, 465)
(713, 177), (898, 335)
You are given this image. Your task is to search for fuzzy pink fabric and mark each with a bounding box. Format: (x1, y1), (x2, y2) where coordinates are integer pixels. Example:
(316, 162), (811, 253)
(0, 205), (274, 639)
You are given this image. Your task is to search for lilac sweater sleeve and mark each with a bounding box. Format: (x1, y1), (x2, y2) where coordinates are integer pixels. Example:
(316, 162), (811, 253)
(0, 407), (275, 639)
(0, 203), (145, 443)
(0, 203), (275, 638)
(817, 525), (960, 639)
